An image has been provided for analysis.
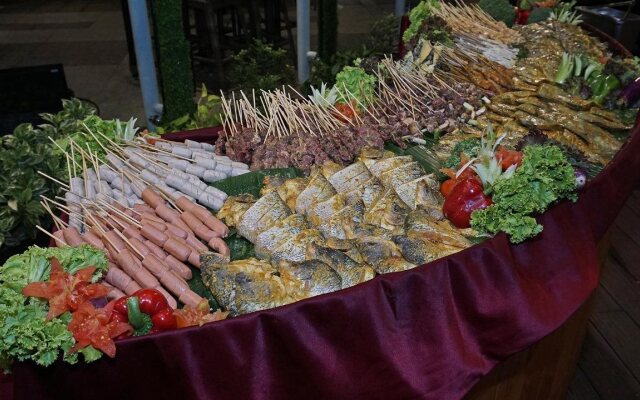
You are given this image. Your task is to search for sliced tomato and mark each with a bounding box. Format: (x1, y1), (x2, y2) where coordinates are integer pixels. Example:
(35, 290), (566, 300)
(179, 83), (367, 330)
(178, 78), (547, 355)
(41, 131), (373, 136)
(21, 257), (111, 320)
(495, 146), (523, 170)
(174, 299), (228, 329)
(333, 102), (358, 123)
(68, 301), (132, 358)
(440, 179), (458, 197)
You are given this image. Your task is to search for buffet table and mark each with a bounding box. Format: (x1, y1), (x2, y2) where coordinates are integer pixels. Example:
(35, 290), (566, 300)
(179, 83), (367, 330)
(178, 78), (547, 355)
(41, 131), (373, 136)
(2, 17), (639, 400)
(3, 110), (637, 399)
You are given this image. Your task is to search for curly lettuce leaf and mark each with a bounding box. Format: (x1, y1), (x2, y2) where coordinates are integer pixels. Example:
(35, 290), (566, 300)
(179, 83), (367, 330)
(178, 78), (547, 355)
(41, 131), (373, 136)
(471, 145), (577, 243)
(0, 245), (108, 292)
(0, 287), (74, 369)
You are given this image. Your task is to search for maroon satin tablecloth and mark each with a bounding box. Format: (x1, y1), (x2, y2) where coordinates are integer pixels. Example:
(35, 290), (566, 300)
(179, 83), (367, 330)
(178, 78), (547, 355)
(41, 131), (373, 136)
(5, 111), (639, 399)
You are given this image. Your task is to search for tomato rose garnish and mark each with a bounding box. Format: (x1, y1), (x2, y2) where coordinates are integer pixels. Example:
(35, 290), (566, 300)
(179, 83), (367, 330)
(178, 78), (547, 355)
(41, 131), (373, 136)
(173, 299), (229, 328)
(68, 301), (132, 358)
(21, 257), (111, 320)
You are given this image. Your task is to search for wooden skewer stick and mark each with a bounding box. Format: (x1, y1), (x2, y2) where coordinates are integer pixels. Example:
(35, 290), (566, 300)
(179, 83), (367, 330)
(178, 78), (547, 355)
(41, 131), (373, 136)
(37, 225), (67, 245)
(113, 228), (145, 259)
(37, 170), (70, 190)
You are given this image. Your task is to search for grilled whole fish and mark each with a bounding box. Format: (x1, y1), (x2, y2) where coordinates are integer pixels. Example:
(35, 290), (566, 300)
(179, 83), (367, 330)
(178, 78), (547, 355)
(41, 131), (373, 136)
(254, 214), (307, 260)
(355, 237), (415, 274)
(295, 171), (337, 215)
(201, 254), (303, 316)
(328, 162), (372, 193)
(364, 188), (409, 233)
(261, 176), (309, 212)
(270, 229), (325, 263)
(237, 191), (291, 243)
(216, 194), (256, 228)
(277, 259), (342, 296)
(213, 149), (476, 315)
(306, 243), (375, 288)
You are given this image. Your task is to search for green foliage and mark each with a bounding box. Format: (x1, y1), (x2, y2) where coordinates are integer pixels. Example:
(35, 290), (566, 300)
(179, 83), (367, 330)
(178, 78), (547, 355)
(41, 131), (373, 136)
(443, 138), (482, 169)
(0, 99), (137, 255)
(157, 85), (224, 134)
(471, 145), (577, 243)
(527, 7), (552, 23)
(0, 124), (64, 251)
(227, 40), (296, 93)
(403, 0), (441, 43)
(367, 13), (401, 55)
(318, 0), (338, 60)
(54, 115), (138, 175)
(0, 288), (76, 369)
(304, 47), (374, 94)
(335, 64), (377, 107)
(151, 0), (195, 121)
(0, 245), (108, 292)
(550, 0), (583, 25)
(418, 16), (453, 46)
(478, 0), (516, 27)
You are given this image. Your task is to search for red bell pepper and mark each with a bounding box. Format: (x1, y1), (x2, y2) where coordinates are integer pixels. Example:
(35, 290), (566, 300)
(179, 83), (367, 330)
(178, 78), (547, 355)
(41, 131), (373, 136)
(515, 8), (531, 25)
(111, 288), (177, 336)
(443, 178), (493, 228)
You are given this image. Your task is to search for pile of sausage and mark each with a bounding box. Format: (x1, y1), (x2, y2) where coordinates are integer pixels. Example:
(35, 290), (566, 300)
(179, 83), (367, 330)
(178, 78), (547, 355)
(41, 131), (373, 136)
(53, 187), (231, 309)
(137, 138), (249, 211)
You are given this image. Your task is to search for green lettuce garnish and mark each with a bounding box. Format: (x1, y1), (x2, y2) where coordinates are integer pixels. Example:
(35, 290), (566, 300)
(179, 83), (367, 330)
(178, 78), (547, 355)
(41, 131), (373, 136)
(471, 145), (577, 243)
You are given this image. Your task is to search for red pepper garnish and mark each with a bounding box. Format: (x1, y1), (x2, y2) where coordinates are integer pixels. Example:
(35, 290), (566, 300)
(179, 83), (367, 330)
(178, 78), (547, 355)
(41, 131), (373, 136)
(440, 165), (479, 197)
(333, 101), (358, 123)
(443, 178), (493, 228)
(515, 8), (531, 25)
(111, 288), (176, 336)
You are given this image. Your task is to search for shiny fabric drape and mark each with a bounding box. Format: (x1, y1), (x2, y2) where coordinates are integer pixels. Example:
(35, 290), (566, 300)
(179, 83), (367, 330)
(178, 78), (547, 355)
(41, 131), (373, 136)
(7, 115), (639, 400)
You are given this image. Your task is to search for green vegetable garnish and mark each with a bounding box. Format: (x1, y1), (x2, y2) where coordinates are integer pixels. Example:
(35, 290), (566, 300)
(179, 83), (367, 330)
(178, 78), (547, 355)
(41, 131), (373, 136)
(334, 63), (377, 108)
(0, 246), (109, 370)
(443, 138), (481, 169)
(471, 145), (577, 243)
(403, 0), (441, 43)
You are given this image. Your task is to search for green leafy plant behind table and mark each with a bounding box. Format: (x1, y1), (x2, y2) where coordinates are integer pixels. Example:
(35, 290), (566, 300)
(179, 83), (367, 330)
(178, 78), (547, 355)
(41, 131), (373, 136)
(151, 0), (195, 122)
(157, 85), (224, 134)
(0, 124), (65, 252)
(318, 0), (338, 60)
(227, 40), (296, 93)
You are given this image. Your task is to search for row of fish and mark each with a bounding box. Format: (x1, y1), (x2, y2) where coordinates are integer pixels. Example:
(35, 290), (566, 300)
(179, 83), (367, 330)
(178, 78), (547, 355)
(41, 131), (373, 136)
(201, 149), (473, 315)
